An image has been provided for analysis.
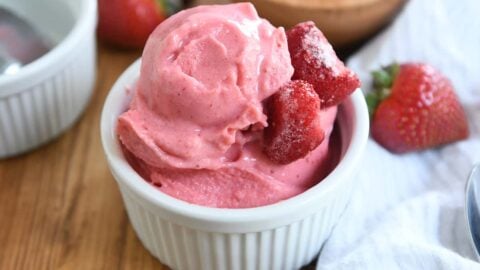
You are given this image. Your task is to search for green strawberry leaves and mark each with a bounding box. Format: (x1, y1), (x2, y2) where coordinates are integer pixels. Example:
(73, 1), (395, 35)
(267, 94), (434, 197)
(366, 63), (400, 118)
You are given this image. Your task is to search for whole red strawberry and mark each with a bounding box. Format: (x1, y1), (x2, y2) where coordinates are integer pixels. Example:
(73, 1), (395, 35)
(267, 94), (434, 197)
(368, 63), (469, 153)
(286, 21), (360, 107)
(97, 0), (167, 49)
(264, 80), (325, 164)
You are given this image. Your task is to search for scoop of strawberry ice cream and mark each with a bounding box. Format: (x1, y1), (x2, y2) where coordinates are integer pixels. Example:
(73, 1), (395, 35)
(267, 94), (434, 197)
(117, 3), (340, 208)
(118, 3), (293, 169)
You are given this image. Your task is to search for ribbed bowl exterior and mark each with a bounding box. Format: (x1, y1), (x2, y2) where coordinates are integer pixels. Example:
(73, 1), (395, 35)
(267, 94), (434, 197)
(115, 175), (354, 270)
(0, 19), (96, 158)
(101, 60), (368, 270)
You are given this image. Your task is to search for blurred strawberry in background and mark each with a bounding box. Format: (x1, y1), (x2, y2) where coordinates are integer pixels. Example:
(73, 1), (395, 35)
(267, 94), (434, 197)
(97, 0), (183, 49)
(367, 63), (469, 153)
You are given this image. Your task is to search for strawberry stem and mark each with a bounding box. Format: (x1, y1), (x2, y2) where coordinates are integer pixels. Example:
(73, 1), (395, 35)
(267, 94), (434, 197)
(372, 70), (392, 89)
(366, 92), (380, 118)
(366, 63), (400, 118)
(155, 0), (180, 15)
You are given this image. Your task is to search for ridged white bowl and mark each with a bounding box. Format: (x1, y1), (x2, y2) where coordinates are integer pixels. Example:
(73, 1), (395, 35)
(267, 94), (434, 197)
(0, 0), (97, 158)
(101, 60), (369, 270)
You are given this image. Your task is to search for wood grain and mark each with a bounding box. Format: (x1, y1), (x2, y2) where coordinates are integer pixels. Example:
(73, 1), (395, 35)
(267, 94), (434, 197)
(0, 34), (330, 270)
(1, 0), (354, 264)
(0, 43), (318, 270)
(0, 45), (168, 270)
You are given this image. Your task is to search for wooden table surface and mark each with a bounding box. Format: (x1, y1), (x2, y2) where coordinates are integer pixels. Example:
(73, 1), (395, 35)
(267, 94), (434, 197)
(0, 2), (368, 268)
(0, 43), (319, 270)
(0, 45), (171, 269)
(0, 1), (233, 269)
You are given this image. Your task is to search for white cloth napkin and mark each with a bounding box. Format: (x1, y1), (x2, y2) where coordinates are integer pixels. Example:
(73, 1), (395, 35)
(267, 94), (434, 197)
(316, 0), (480, 269)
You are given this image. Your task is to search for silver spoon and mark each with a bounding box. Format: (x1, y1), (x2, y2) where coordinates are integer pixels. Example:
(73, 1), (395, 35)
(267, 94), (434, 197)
(465, 163), (480, 259)
(0, 7), (50, 75)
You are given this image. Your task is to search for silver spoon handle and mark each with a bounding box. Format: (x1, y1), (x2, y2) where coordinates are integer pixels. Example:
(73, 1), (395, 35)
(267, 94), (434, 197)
(466, 163), (480, 259)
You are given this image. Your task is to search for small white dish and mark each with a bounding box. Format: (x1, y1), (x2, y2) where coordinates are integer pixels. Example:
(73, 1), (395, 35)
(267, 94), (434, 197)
(0, 0), (97, 158)
(101, 59), (369, 270)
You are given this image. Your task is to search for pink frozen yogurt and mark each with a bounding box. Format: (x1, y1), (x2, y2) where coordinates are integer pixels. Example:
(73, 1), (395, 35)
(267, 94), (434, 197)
(117, 3), (340, 208)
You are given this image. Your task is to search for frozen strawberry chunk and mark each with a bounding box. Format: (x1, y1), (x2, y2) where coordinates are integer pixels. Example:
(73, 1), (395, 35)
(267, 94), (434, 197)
(263, 80), (325, 164)
(287, 21), (360, 107)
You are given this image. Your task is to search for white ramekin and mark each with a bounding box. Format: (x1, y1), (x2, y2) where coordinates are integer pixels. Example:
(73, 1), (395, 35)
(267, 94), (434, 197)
(101, 60), (369, 270)
(0, 0), (97, 158)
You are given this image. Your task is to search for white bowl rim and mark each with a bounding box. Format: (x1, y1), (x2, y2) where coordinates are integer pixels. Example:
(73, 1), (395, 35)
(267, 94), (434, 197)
(101, 59), (369, 226)
(0, 0), (97, 96)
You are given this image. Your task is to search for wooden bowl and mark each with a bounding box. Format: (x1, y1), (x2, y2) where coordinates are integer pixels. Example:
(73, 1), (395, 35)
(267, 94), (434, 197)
(233, 0), (406, 48)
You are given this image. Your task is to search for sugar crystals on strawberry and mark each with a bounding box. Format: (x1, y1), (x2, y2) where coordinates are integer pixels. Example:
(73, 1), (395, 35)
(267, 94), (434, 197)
(262, 21), (361, 164)
(263, 80), (325, 164)
(287, 21), (360, 107)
